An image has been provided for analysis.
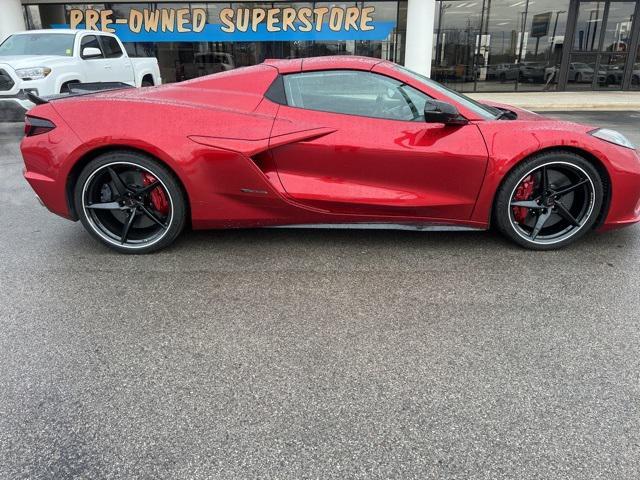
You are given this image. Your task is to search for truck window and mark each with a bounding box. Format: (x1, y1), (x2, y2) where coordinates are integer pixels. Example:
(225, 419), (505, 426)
(0, 33), (75, 56)
(100, 36), (123, 59)
(80, 35), (103, 59)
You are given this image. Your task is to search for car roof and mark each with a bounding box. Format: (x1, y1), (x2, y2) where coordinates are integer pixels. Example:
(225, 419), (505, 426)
(264, 55), (387, 74)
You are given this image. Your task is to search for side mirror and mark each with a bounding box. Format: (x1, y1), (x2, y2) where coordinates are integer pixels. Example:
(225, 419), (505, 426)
(424, 99), (468, 125)
(82, 47), (102, 59)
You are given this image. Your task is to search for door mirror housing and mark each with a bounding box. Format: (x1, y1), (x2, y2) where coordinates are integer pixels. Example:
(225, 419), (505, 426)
(424, 99), (468, 125)
(82, 47), (102, 59)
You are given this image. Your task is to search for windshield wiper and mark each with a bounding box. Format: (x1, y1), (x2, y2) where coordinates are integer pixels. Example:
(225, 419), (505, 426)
(495, 109), (518, 120)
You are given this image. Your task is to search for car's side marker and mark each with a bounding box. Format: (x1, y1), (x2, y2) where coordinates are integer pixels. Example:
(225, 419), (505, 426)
(241, 188), (268, 194)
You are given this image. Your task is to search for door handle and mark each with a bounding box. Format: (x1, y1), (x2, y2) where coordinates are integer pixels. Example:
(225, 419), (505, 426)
(104, 65), (112, 69)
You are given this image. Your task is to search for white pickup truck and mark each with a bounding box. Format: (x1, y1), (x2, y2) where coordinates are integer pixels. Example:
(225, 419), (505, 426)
(0, 29), (161, 117)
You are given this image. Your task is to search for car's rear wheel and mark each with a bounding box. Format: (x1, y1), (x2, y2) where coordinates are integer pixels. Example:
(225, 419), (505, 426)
(494, 151), (603, 250)
(74, 151), (186, 253)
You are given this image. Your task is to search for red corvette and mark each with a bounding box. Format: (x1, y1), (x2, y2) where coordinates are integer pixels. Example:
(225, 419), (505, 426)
(21, 56), (640, 253)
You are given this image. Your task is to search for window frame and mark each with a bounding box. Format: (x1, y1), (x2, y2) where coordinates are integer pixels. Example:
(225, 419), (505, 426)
(276, 69), (436, 123)
(98, 35), (124, 59)
(79, 34), (105, 60)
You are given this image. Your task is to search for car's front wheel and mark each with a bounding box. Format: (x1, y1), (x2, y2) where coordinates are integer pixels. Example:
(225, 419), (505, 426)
(74, 151), (187, 253)
(493, 151), (604, 250)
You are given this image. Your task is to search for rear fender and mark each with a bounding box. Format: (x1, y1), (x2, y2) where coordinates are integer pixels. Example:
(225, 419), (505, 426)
(21, 103), (83, 219)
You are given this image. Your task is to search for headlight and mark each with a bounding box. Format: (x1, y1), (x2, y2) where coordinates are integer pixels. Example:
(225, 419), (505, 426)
(15, 67), (51, 81)
(589, 128), (635, 150)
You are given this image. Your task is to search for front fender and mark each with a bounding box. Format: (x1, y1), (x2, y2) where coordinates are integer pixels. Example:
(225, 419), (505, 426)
(469, 119), (640, 225)
(54, 73), (84, 93)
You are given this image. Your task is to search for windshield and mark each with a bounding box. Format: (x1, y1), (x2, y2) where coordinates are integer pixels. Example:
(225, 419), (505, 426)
(393, 64), (499, 120)
(0, 33), (75, 56)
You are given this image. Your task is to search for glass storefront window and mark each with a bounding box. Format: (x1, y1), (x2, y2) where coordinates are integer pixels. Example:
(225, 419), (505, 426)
(517, 3), (569, 91)
(432, 1), (483, 93)
(433, 0), (571, 92)
(599, 52), (627, 88)
(359, 1), (401, 60)
(602, 2), (635, 52)
(477, 0), (525, 92)
(574, 1), (606, 51)
(566, 53), (599, 89)
(568, 1), (636, 91)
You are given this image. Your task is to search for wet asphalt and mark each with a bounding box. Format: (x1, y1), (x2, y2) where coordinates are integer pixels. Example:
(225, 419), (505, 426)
(1, 112), (640, 479)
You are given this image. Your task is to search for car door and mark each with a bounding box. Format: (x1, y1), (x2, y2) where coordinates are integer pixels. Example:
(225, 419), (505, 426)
(98, 35), (135, 85)
(78, 34), (110, 83)
(269, 70), (489, 220)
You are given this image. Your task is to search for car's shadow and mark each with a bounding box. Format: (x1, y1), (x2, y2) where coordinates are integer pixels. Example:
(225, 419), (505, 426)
(50, 220), (640, 262)
(169, 224), (638, 256)
(175, 226), (507, 250)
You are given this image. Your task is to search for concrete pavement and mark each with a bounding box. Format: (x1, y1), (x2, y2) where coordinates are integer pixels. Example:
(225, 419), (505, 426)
(468, 91), (640, 111)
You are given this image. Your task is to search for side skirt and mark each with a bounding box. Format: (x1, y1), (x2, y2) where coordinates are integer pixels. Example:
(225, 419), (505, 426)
(267, 223), (485, 232)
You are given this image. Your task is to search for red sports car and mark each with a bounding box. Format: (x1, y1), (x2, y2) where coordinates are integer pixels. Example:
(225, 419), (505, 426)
(21, 56), (640, 253)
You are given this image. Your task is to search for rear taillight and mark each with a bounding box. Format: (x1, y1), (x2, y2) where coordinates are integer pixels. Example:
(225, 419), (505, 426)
(24, 115), (55, 137)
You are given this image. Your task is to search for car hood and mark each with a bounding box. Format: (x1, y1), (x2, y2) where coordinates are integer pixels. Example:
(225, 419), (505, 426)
(478, 101), (597, 132)
(0, 55), (70, 69)
(480, 101), (547, 121)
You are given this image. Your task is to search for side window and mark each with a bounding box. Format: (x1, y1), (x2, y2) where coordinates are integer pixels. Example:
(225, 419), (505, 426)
(282, 70), (429, 122)
(80, 35), (103, 59)
(100, 36), (123, 58)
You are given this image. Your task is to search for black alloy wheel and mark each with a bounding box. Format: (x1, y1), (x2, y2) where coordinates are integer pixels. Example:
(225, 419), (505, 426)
(494, 151), (603, 250)
(74, 151), (186, 253)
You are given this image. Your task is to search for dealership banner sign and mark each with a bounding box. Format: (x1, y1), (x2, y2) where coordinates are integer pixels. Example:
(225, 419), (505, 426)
(56, 6), (395, 42)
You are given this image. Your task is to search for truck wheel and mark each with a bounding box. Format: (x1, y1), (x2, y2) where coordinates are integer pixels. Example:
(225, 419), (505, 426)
(141, 77), (154, 87)
(60, 81), (80, 93)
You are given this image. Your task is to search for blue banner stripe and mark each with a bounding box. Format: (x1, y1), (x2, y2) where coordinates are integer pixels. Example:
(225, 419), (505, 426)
(53, 22), (396, 42)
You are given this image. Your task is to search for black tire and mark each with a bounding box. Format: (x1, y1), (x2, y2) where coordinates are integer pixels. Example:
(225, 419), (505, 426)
(141, 77), (154, 87)
(493, 150), (604, 250)
(73, 151), (186, 254)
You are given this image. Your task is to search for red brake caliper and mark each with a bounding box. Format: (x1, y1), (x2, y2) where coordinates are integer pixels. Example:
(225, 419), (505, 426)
(142, 173), (169, 215)
(512, 174), (535, 223)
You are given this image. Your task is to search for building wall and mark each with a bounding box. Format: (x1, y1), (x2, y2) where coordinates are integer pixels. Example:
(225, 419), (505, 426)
(18, 2), (412, 85)
(9, 0), (640, 91)
(1, 0), (26, 42)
